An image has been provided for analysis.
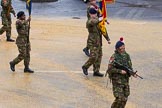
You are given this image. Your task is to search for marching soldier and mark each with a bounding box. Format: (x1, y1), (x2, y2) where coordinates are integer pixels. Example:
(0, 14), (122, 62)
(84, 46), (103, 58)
(82, 8), (110, 77)
(83, 0), (100, 57)
(107, 38), (137, 108)
(0, 0), (16, 42)
(9, 11), (34, 73)
(83, 0), (110, 57)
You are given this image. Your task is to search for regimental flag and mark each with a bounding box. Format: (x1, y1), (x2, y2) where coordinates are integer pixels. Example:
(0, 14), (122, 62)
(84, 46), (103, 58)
(26, 0), (32, 16)
(98, 0), (115, 38)
(99, 0), (115, 19)
(98, 0), (108, 37)
(105, 0), (115, 4)
(99, 0), (107, 19)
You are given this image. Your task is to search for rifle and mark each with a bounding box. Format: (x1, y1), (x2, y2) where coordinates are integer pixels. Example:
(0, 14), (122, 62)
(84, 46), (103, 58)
(112, 60), (143, 79)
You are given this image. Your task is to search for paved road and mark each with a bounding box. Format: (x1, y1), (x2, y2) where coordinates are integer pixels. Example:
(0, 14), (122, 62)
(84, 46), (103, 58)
(0, 0), (162, 108)
(6, 0), (162, 20)
(108, 0), (162, 21)
(1, 17), (162, 108)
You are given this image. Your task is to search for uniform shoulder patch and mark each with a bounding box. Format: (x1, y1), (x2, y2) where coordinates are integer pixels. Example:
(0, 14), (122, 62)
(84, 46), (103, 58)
(109, 56), (115, 64)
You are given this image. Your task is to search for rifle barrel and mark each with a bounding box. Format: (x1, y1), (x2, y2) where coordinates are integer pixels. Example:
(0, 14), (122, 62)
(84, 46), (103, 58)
(136, 74), (143, 79)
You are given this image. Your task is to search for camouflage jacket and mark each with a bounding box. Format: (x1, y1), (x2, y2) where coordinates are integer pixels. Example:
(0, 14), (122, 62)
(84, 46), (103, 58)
(86, 17), (102, 47)
(1, 0), (15, 16)
(16, 19), (29, 45)
(108, 51), (132, 85)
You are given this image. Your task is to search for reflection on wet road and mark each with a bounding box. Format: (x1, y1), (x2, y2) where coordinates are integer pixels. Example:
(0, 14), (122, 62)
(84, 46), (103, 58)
(8, 0), (162, 20)
(0, 0), (162, 108)
(1, 18), (162, 108)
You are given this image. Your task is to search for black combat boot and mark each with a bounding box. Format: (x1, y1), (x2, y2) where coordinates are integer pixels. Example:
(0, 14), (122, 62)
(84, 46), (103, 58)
(83, 47), (90, 57)
(82, 66), (88, 75)
(6, 38), (15, 42)
(93, 71), (104, 77)
(9, 61), (15, 72)
(24, 66), (34, 73)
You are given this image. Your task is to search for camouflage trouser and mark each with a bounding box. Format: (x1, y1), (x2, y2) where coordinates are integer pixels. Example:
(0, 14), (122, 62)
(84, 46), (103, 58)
(111, 83), (130, 108)
(83, 46), (102, 73)
(85, 35), (90, 49)
(0, 12), (12, 39)
(12, 44), (30, 67)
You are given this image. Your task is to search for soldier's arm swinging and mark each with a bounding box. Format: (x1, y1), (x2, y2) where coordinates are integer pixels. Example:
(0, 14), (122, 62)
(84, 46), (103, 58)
(10, 5), (16, 17)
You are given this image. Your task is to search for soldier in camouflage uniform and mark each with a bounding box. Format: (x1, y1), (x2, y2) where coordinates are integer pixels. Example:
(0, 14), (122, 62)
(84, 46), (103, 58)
(82, 8), (110, 77)
(0, 0), (16, 42)
(9, 11), (34, 73)
(83, 0), (100, 57)
(83, 0), (110, 57)
(107, 38), (136, 108)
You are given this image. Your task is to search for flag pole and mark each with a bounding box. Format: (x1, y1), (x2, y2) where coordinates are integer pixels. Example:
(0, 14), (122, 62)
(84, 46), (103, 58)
(27, 15), (31, 44)
(26, 0), (32, 44)
(26, 0), (32, 59)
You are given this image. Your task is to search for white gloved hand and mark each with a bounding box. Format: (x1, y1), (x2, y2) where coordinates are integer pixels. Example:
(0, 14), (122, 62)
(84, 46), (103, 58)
(99, 17), (103, 21)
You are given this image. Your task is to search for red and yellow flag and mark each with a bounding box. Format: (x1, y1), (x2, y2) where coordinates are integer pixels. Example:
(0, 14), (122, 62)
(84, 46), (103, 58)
(98, 0), (115, 37)
(98, 0), (108, 36)
(99, 0), (107, 19)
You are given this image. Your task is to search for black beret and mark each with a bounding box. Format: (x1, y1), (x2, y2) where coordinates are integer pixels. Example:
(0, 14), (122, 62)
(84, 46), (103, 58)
(17, 11), (25, 19)
(89, 8), (97, 14)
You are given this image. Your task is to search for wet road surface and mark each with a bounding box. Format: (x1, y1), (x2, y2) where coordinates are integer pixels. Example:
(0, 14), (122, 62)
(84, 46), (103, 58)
(8, 0), (162, 20)
(0, 0), (162, 108)
(0, 18), (162, 108)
